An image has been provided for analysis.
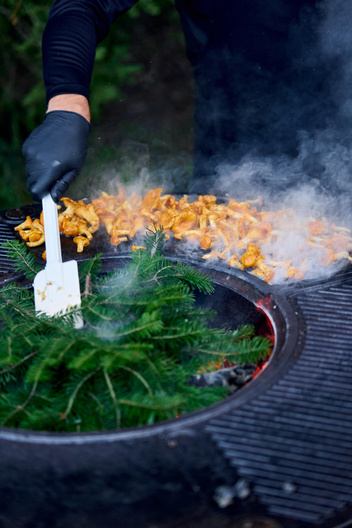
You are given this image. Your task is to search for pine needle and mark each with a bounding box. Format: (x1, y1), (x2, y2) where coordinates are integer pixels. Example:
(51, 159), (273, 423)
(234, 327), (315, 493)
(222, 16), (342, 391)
(0, 227), (272, 431)
(2, 240), (42, 280)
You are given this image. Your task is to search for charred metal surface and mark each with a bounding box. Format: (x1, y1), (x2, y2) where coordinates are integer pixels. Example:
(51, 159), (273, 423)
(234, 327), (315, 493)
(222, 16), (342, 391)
(0, 210), (352, 528)
(207, 274), (352, 526)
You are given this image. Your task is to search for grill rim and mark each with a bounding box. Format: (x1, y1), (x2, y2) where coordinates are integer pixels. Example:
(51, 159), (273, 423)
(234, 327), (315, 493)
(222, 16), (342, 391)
(0, 255), (303, 445)
(2, 214), (352, 527)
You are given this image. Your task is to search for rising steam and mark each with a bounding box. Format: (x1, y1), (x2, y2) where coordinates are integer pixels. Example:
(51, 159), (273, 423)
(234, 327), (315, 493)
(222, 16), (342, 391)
(212, 0), (352, 211)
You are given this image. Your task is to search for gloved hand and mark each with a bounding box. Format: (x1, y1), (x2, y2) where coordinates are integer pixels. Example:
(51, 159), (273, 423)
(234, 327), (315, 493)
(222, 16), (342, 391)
(22, 110), (90, 203)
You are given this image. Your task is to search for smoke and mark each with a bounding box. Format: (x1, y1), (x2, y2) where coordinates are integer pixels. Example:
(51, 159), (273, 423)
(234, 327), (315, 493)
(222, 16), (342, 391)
(319, 0), (352, 84)
(208, 0), (352, 212)
(191, 0), (352, 283)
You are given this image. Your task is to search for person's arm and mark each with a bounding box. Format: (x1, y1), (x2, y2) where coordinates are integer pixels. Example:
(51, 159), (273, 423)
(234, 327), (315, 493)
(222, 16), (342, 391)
(46, 94), (90, 122)
(23, 0), (138, 203)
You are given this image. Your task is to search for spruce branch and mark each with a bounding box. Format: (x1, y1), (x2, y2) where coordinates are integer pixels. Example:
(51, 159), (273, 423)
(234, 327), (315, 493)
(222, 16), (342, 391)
(0, 227), (272, 431)
(118, 365), (153, 396)
(63, 368), (101, 420)
(103, 368), (120, 428)
(174, 262), (214, 294)
(143, 225), (166, 256)
(117, 398), (182, 412)
(2, 378), (39, 426)
(0, 351), (38, 377)
(78, 253), (102, 293)
(2, 240), (42, 280)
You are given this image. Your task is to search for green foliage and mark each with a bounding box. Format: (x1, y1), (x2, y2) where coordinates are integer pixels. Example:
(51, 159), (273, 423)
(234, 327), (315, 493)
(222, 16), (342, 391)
(2, 240), (42, 280)
(0, 229), (271, 432)
(0, 1), (51, 208)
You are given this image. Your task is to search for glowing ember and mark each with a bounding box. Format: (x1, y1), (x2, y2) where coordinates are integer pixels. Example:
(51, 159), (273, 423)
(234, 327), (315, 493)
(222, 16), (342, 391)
(256, 297), (275, 344)
(252, 360), (269, 380)
(196, 298), (274, 389)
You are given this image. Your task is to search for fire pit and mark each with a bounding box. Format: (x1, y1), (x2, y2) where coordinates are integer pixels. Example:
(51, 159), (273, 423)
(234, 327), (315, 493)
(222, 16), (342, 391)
(0, 205), (352, 528)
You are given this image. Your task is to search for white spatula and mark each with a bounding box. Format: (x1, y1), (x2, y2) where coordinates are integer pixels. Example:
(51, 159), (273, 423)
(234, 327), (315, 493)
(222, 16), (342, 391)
(33, 194), (81, 320)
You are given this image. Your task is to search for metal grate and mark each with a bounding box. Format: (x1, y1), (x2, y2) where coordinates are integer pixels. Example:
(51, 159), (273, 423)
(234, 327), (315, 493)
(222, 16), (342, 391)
(207, 277), (352, 525)
(0, 223), (17, 275)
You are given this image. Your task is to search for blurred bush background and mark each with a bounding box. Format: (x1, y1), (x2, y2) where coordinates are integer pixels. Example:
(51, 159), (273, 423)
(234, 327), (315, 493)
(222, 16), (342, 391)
(0, 0), (194, 209)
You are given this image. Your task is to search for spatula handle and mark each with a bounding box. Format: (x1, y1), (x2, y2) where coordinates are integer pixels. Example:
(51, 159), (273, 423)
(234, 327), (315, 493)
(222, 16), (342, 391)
(42, 194), (62, 265)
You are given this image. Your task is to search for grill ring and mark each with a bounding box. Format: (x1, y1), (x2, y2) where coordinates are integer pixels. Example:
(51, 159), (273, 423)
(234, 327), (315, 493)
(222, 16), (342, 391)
(0, 257), (303, 528)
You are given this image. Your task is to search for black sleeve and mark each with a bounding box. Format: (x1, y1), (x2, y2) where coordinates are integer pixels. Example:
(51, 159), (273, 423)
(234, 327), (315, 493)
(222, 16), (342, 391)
(42, 0), (139, 103)
(174, 0), (214, 64)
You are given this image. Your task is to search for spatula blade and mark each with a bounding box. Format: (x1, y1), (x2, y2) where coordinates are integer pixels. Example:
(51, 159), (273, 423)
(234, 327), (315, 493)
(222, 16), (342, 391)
(34, 260), (81, 317)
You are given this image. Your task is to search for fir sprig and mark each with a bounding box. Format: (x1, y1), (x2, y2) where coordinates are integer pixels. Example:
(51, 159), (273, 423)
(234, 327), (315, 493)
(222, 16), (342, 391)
(2, 240), (42, 280)
(0, 227), (271, 432)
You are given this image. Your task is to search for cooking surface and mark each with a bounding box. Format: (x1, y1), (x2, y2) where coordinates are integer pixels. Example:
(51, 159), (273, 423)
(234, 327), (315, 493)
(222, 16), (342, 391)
(1, 207), (352, 527)
(208, 272), (352, 525)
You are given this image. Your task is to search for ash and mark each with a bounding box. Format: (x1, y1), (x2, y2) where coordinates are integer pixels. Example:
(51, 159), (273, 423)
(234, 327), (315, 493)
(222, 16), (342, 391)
(190, 364), (258, 392)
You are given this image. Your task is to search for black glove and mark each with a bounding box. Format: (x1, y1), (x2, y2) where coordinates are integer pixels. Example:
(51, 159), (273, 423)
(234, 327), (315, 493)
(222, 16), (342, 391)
(22, 110), (90, 203)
